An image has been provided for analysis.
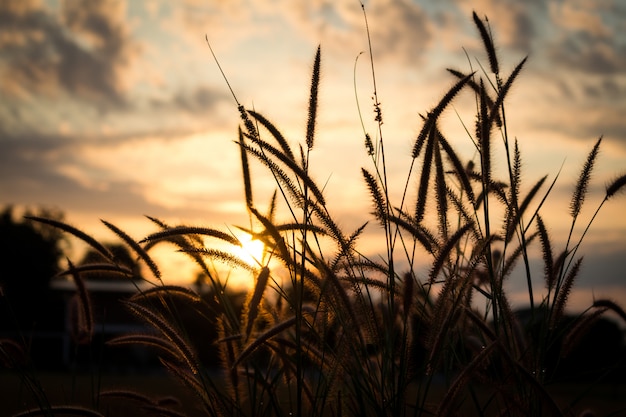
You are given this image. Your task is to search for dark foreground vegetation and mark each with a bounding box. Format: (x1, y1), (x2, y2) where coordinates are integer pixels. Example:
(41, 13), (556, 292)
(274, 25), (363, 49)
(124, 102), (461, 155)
(2, 7), (626, 417)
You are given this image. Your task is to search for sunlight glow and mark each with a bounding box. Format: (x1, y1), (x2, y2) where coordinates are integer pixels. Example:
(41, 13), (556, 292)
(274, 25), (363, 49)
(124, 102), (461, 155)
(234, 233), (265, 267)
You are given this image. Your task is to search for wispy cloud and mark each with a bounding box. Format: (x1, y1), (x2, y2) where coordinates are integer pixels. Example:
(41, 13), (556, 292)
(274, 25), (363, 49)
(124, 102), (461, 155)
(0, 130), (243, 221)
(160, 85), (229, 115)
(547, 1), (626, 75)
(457, 0), (544, 51)
(0, 0), (140, 106)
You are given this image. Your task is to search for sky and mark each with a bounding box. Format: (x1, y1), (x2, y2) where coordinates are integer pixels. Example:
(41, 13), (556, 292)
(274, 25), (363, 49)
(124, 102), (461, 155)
(1, 0), (625, 312)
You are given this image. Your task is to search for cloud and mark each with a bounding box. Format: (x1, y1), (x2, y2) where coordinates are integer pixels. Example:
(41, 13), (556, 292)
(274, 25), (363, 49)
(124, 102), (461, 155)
(0, 130), (241, 220)
(232, 0), (432, 66)
(550, 0), (612, 37)
(0, 0), (140, 107)
(522, 72), (626, 148)
(582, 78), (626, 100)
(163, 0), (433, 67)
(157, 0), (252, 49)
(362, 0), (433, 64)
(158, 0), (434, 68)
(456, 0), (544, 51)
(165, 86), (230, 115)
(548, 33), (626, 75)
(547, 1), (626, 74)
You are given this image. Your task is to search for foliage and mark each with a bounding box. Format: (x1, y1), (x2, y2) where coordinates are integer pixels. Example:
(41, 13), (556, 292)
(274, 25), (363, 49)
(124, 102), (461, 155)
(0, 206), (66, 330)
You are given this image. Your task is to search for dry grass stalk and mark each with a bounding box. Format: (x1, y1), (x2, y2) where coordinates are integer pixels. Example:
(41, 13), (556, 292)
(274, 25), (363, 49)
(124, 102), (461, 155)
(570, 136), (602, 219)
(66, 259), (93, 344)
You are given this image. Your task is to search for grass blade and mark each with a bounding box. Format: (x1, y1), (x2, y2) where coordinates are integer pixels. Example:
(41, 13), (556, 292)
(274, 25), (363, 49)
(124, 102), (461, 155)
(101, 220), (161, 281)
(570, 136), (602, 219)
(25, 216), (114, 261)
(306, 46), (321, 150)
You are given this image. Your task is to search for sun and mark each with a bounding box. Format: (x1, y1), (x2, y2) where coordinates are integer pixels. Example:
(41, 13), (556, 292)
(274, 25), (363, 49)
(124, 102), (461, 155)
(234, 233), (265, 266)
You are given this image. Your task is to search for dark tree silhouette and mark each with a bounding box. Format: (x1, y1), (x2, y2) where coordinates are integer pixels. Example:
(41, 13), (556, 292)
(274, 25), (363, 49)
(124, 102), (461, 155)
(0, 206), (66, 331)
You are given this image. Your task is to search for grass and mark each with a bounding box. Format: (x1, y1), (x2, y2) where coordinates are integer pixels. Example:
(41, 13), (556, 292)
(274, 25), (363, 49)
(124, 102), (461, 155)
(3, 6), (626, 417)
(2, 372), (625, 417)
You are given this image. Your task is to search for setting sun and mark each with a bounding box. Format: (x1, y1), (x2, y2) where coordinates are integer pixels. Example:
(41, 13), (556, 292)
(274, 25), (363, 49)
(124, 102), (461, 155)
(233, 232), (266, 267)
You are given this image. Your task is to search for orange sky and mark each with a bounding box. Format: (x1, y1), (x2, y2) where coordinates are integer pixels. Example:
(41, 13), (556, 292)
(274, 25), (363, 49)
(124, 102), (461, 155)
(1, 0), (625, 311)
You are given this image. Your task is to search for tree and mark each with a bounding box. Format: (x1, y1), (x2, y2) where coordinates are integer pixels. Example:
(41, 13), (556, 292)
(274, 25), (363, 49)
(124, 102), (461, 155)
(0, 206), (66, 331)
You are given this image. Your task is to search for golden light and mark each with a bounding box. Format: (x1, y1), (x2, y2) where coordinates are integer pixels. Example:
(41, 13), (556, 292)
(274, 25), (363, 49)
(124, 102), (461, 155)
(234, 233), (266, 267)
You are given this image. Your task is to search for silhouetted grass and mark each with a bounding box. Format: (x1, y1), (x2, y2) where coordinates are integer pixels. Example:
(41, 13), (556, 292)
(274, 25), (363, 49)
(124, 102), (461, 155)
(3, 6), (626, 417)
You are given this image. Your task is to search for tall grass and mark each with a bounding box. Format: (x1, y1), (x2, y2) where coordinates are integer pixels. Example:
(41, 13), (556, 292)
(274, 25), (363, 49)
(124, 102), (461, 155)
(6, 8), (626, 417)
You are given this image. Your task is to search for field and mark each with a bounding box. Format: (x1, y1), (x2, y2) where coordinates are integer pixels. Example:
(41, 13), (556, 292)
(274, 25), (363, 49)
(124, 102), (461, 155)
(2, 372), (625, 417)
